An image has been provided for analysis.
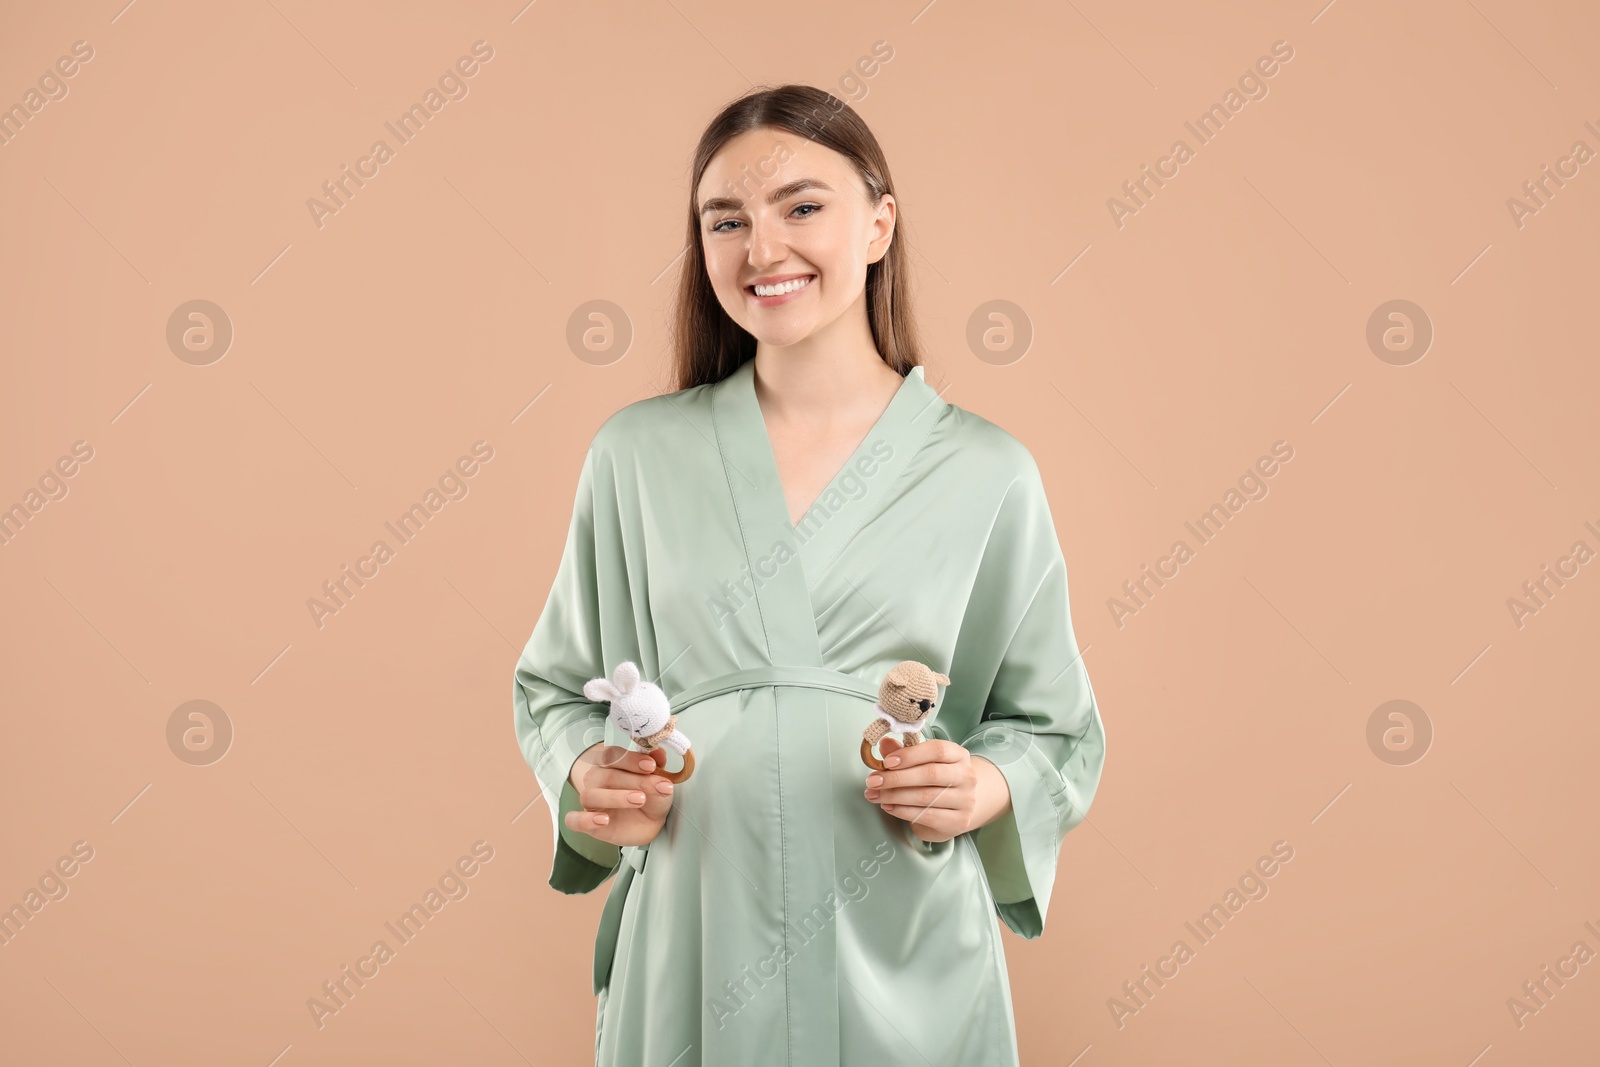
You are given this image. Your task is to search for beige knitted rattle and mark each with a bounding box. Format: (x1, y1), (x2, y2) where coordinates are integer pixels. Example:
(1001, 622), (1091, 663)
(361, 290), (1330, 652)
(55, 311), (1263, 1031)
(860, 660), (951, 771)
(583, 661), (696, 784)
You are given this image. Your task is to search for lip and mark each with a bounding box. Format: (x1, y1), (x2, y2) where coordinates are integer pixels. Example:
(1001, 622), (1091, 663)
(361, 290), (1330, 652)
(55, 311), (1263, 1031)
(746, 273), (815, 306)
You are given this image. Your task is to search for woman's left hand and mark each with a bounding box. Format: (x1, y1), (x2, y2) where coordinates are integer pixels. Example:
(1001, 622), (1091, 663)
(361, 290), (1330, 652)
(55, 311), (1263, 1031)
(864, 737), (1011, 843)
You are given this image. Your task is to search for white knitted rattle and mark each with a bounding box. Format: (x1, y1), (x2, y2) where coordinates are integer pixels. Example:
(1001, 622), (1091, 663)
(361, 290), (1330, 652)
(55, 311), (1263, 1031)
(582, 661), (695, 783)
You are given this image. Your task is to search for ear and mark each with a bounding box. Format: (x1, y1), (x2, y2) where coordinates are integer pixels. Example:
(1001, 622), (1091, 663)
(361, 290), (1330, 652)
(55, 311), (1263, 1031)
(933, 672), (950, 686)
(583, 678), (618, 704)
(613, 661), (641, 692)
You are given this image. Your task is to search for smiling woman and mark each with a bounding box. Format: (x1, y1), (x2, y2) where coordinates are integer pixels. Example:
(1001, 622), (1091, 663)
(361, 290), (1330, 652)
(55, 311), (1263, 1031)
(513, 84), (1106, 1067)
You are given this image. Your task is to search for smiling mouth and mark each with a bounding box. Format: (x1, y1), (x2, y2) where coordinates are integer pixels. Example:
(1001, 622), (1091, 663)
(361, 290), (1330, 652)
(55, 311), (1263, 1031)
(748, 275), (815, 297)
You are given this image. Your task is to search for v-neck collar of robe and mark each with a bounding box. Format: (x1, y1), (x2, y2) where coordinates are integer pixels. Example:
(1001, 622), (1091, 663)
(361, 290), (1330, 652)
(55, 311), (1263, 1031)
(711, 357), (946, 616)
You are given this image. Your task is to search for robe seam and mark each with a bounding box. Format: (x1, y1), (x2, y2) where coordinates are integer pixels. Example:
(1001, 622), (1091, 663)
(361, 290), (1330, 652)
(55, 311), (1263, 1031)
(710, 371), (798, 1065)
(777, 689), (795, 1066)
(709, 374), (780, 666)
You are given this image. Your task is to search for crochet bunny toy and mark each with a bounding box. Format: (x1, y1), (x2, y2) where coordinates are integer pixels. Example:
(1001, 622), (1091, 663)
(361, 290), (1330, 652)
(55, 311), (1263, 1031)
(583, 661), (696, 783)
(860, 660), (952, 771)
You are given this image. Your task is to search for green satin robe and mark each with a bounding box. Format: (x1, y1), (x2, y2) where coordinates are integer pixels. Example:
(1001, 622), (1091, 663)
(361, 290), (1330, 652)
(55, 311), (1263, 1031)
(513, 357), (1106, 1066)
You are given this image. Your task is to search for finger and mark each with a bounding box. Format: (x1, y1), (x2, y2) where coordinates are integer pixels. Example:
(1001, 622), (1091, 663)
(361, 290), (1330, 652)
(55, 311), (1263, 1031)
(646, 750), (693, 778)
(589, 745), (628, 768)
(870, 762), (956, 790)
(879, 783), (961, 817)
(884, 797), (959, 833)
(639, 784), (674, 818)
(564, 809), (612, 833)
(580, 785), (657, 810)
(879, 795), (952, 831)
(588, 760), (672, 790)
(879, 738), (958, 768)
(875, 784), (962, 808)
(590, 747), (659, 774)
(634, 769), (677, 811)
(877, 737), (909, 766)
(592, 755), (678, 812)
(881, 776), (960, 822)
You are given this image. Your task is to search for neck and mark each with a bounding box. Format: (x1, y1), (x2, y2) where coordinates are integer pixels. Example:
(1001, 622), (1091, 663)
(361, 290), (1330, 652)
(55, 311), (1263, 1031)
(751, 293), (901, 426)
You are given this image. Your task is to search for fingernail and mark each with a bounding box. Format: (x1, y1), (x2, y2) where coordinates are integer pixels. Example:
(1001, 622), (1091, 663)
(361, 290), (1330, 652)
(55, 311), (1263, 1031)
(656, 781), (674, 794)
(885, 756), (900, 767)
(627, 791), (644, 804)
(640, 758), (655, 771)
(866, 775), (882, 787)
(596, 814), (610, 825)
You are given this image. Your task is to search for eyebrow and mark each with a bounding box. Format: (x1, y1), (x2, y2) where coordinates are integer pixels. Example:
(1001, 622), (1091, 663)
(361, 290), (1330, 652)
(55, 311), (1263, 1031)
(699, 178), (835, 216)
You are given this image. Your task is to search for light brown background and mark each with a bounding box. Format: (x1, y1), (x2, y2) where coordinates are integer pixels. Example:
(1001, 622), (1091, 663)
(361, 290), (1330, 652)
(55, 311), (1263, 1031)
(2, 0), (1597, 1063)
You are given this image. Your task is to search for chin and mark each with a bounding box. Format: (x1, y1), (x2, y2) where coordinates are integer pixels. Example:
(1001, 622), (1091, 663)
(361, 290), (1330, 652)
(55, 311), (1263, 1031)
(736, 321), (819, 348)
(739, 323), (819, 348)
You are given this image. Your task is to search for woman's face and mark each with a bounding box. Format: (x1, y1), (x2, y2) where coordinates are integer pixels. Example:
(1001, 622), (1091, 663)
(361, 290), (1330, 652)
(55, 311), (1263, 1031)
(696, 128), (895, 349)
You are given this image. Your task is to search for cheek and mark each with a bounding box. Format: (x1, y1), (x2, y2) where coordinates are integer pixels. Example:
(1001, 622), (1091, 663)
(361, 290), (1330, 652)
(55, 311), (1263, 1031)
(702, 247), (745, 303)
(802, 242), (865, 296)
(701, 243), (735, 285)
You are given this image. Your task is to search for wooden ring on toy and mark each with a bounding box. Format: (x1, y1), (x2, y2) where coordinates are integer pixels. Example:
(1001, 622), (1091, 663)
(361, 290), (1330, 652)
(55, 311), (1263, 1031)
(860, 737), (886, 772)
(645, 744), (695, 784)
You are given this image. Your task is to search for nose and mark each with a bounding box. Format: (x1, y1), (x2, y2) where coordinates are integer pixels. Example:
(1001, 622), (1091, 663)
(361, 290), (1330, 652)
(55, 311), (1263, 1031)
(917, 699), (931, 712)
(747, 214), (786, 266)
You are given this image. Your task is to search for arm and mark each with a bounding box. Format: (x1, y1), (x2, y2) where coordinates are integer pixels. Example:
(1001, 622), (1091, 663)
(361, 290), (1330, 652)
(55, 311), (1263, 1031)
(512, 447), (627, 894)
(956, 463), (1107, 940)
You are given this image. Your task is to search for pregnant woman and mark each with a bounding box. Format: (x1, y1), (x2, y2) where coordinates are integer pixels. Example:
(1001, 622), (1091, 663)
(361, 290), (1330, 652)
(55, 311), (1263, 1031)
(514, 83), (1107, 1066)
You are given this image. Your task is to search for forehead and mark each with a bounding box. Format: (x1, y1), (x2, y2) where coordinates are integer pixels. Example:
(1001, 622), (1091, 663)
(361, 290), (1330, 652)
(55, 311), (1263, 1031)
(697, 128), (858, 199)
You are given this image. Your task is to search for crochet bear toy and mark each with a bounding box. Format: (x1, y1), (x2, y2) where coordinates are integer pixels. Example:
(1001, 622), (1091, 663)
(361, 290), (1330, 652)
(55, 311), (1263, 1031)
(860, 660), (951, 771)
(582, 661), (696, 783)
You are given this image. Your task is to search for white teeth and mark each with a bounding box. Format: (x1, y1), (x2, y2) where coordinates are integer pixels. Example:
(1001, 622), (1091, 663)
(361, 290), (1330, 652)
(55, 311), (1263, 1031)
(752, 276), (812, 297)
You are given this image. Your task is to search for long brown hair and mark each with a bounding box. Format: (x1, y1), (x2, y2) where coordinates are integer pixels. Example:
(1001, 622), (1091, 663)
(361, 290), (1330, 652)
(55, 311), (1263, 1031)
(670, 84), (923, 392)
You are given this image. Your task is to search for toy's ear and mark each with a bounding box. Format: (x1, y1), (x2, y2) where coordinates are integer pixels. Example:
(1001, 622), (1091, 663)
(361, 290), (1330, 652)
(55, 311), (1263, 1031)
(933, 672), (951, 686)
(613, 661), (641, 692)
(583, 678), (618, 704)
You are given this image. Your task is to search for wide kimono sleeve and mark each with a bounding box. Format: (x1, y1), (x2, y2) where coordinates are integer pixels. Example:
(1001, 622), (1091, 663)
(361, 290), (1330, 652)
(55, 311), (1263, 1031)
(513, 443), (632, 895)
(956, 454), (1107, 940)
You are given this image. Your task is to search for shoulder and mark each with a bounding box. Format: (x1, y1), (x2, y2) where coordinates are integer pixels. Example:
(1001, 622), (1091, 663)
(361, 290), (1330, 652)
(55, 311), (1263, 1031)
(931, 406), (1068, 569)
(929, 403), (1061, 544)
(933, 402), (1045, 488)
(587, 379), (718, 460)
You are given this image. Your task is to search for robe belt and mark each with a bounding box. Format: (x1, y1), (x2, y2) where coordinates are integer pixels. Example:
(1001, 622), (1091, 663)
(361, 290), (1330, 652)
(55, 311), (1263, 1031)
(651, 670), (956, 858)
(595, 665), (890, 995)
(667, 664), (881, 714)
(664, 664), (952, 740)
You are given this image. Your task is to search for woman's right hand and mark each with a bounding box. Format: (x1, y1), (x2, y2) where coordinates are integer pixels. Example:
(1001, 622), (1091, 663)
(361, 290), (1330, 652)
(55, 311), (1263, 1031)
(565, 742), (675, 847)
